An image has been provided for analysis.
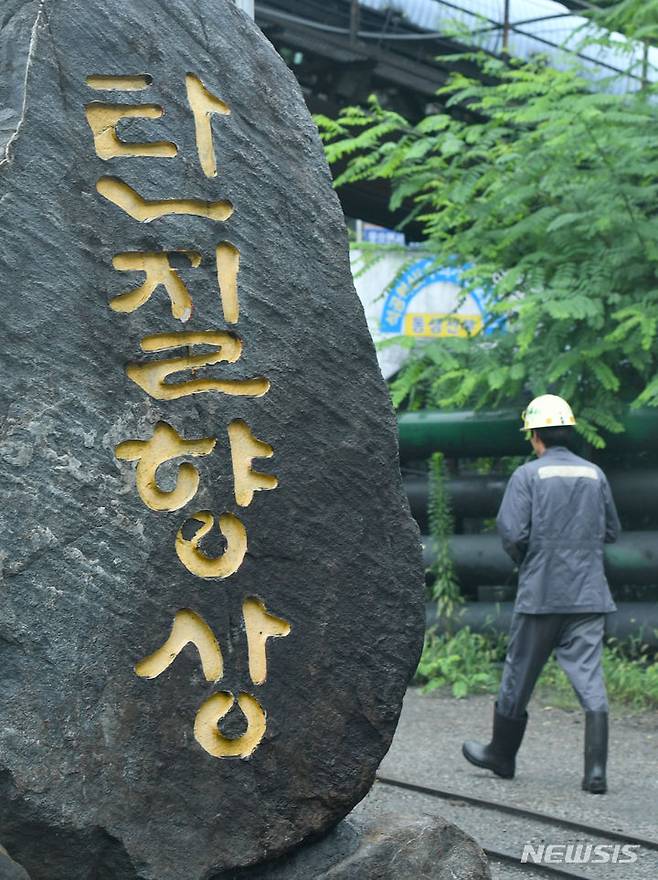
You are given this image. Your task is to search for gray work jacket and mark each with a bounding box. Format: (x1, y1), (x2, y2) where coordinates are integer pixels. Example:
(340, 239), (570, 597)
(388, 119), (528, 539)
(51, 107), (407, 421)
(496, 447), (620, 614)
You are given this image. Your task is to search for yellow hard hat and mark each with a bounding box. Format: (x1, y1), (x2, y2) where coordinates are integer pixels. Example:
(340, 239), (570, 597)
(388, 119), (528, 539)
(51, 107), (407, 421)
(521, 394), (576, 432)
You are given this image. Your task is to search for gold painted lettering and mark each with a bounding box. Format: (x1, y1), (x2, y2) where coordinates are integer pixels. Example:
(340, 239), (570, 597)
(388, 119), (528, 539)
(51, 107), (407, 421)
(216, 242), (240, 324)
(96, 177), (233, 222)
(84, 103), (177, 160)
(86, 74), (152, 91)
(115, 422), (216, 511)
(185, 74), (231, 178)
(243, 597), (290, 686)
(126, 332), (269, 400)
(110, 252), (200, 321)
(228, 419), (278, 507)
(176, 511), (247, 579)
(135, 609), (223, 682)
(194, 692), (266, 758)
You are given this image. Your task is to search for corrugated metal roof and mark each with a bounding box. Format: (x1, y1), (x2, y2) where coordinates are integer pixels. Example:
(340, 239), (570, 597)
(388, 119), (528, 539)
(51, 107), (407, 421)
(359, 0), (657, 91)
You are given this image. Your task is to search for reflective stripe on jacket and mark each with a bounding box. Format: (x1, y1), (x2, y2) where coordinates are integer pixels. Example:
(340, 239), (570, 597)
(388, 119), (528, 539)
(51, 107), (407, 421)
(496, 447), (620, 614)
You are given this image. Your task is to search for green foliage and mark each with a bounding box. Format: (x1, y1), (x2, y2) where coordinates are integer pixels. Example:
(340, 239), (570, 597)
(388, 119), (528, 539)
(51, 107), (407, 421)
(317, 51), (658, 447)
(598, 0), (658, 43)
(537, 637), (658, 710)
(416, 627), (503, 699)
(427, 452), (462, 627)
(416, 627), (658, 708)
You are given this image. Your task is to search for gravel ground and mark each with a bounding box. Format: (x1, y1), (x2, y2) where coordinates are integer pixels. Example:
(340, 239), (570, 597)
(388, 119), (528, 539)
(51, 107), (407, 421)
(354, 688), (657, 880)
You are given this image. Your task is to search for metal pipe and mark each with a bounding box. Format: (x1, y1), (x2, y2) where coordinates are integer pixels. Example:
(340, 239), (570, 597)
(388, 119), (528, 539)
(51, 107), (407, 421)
(422, 532), (658, 587)
(405, 470), (658, 530)
(425, 602), (658, 648)
(406, 473), (507, 528)
(398, 409), (658, 461)
(503, 0), (511, 52)
(350, 0), (360, 45)
(399, 409), (523, 460)
(424, 533), (512, 587)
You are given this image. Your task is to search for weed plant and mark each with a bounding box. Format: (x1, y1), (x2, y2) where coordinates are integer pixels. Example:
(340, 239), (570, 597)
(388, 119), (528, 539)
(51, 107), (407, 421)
(416, 627), (658, 710)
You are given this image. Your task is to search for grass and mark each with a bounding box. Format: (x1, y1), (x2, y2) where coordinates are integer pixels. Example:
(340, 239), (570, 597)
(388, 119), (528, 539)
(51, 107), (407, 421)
(416, 626), (658, 711)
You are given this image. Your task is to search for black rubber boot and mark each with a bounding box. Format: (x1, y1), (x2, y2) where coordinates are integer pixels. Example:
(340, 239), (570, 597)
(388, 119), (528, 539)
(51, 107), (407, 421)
(582, 711), (608, 794)
(462, 704), (528, 779)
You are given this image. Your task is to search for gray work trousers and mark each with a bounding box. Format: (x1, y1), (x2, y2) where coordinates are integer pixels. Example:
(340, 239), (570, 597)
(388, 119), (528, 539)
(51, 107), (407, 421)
(497, 613), (608, 718)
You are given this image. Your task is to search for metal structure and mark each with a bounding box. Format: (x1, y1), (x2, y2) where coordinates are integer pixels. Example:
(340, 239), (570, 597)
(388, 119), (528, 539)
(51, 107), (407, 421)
(377, 773), (658, 859)
(257, 1), (656, 106)
(255, 1), (655, 227)
(405, 470), (658, 530)
(256, 0), (455, 114)
(358, 0), (655, 90)
(422, 532), (658, 590)
(398, 408), (658, 461)
(401, 409), (658, 609)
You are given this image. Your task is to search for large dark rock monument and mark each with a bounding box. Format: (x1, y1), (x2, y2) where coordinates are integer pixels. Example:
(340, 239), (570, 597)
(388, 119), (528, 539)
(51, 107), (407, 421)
(0, 1), (425, 877)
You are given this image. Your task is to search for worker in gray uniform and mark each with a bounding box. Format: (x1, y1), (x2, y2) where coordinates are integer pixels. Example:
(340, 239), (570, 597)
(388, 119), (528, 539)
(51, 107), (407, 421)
(462, 395), (621, 794)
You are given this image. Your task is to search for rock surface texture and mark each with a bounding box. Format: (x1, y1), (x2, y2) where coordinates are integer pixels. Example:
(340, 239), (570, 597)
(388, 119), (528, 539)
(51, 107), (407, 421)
(0, 1), (424, 879)
(214, 814), (492, 879)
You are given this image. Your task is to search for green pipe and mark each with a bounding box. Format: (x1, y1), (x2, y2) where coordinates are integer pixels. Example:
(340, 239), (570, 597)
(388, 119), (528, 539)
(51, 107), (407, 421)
(404, 470), (658, 529)
(399, 409), (526, 459)
(605, 408), (658, 453)
(398, 408), (658, 460)
(421, 532), (658, 587)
